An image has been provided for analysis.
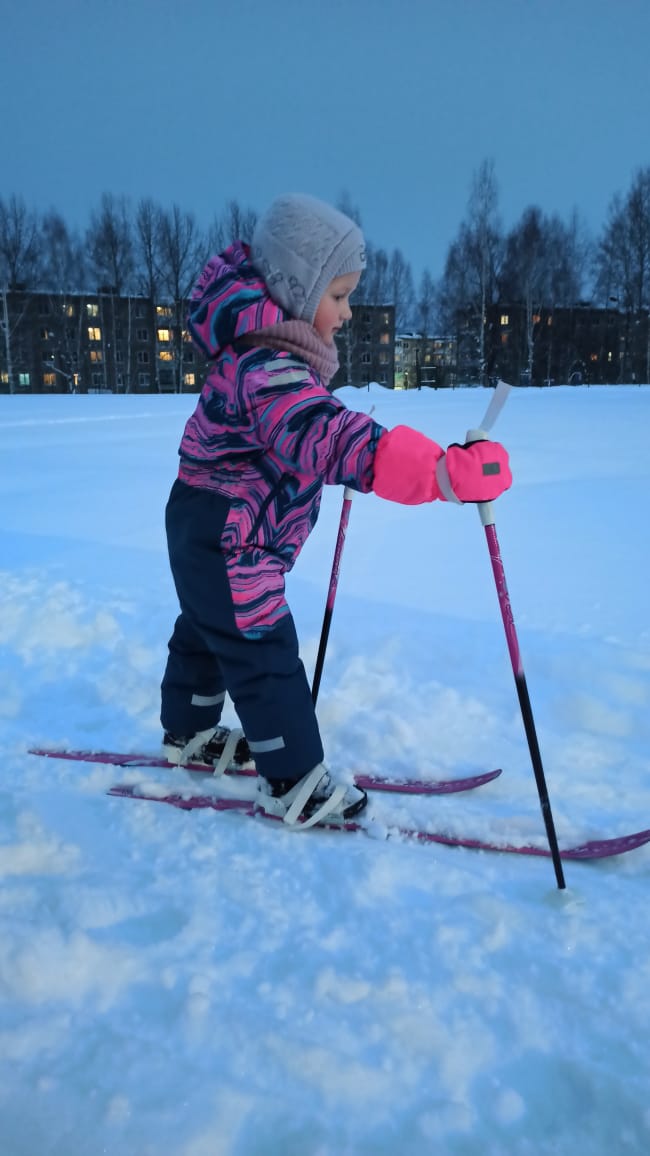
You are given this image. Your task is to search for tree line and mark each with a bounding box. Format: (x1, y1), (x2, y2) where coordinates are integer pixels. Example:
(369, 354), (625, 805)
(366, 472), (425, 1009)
(1, 161), (649, 377)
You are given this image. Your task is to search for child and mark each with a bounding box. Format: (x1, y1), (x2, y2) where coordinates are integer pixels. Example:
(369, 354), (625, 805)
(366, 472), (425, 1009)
(160, 193), (511, 828)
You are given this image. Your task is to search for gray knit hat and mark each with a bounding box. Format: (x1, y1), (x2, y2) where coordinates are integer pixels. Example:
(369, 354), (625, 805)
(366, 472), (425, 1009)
(250, 193), (366, 323)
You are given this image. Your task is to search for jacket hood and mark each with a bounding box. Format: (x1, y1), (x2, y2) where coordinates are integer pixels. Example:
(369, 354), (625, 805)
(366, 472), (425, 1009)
(187, 241), (286, 359)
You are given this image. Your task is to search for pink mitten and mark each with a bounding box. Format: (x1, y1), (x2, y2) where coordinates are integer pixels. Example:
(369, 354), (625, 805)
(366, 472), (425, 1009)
(438, 438), (512, 503)
(372, 425), (445, 504)
(372, 425), (512, 506)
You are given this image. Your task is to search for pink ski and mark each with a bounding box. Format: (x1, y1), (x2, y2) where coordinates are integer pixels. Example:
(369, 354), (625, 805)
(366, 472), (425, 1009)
(107, 783), (650, 861)
(28, 746), (502, 797)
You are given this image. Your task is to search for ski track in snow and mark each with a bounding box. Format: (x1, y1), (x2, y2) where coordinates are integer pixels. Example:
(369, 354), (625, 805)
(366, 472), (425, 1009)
(1, 386), (650, 1155)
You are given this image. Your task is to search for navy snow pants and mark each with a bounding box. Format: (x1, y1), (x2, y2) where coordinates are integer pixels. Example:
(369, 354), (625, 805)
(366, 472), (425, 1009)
(160, 480), (324, 784)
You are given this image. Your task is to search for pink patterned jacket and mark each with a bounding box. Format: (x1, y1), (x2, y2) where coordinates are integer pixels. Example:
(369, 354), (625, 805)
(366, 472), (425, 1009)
(176, 242), (385, 636)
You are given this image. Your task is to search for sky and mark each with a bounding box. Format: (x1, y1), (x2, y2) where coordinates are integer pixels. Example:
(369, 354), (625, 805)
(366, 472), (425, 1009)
(3, 0), (650, 281)
(2, 383), (650, 1153)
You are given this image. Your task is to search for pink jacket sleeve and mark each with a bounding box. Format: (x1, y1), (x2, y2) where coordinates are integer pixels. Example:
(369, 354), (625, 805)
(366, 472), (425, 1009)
(372, 425), (445, 505)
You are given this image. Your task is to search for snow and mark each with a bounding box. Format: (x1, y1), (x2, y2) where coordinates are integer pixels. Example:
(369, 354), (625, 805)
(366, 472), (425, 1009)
(1, 383), (650, 1155)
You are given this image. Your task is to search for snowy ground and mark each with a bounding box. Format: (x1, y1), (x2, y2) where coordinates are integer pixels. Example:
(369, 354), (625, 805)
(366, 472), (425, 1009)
(1, 383), (650, 1155)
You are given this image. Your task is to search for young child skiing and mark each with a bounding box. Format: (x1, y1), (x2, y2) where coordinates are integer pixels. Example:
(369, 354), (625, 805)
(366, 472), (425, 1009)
(160, 193), (512, 828)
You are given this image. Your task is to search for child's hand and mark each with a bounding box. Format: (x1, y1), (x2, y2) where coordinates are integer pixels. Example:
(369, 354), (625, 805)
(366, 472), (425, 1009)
(371, 424), (512, 506)
(437, 438), (512, 504)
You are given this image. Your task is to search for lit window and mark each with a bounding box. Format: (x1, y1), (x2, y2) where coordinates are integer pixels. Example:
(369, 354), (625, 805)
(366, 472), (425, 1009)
(64, 303), (75, 317)
(590, 353), (598, 362)
(88, 327), (101, 341)
(73, 373), (81, 387)
(183, 373), (196, 386)
(43, 373), (56, 386)
(90, 350), (103, 363)
(159, 350), (174, 361)
(157, 329), (171, 343)
(532, 314), (541, 325)
(379, 333), (390, 344)
(19, 373), (30, 386)
(0, 371), (8, 383)
(156, 305), (172, 317)
(86, 303), (99, 317)
(500, 314), (509, 326)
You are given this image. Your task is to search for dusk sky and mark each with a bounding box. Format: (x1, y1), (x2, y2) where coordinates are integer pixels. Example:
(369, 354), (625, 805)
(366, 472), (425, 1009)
(3, 0), (650, 281)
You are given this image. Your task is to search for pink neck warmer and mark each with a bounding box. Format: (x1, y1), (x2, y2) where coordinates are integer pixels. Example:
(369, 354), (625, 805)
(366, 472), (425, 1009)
(248, 320), (339, 386)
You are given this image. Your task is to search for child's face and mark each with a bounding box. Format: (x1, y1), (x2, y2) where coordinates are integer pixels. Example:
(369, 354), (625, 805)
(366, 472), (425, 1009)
(313, 271), (361, 343)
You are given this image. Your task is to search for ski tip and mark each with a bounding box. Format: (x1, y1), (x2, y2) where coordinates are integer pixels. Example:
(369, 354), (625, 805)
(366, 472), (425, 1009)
(354, 767), (502, 795)
(561, 827), (650, 860)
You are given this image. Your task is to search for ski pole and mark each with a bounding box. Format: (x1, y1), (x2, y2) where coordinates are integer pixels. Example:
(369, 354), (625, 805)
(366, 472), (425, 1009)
(312, 486), (354, 705)
(474, 382), (566, 890)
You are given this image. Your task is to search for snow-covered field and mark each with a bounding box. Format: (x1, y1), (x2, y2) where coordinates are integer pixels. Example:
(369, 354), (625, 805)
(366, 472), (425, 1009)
(1, 384), (650, 1155)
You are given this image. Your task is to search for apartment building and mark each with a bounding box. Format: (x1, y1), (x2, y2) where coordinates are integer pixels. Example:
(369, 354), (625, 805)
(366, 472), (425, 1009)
(0, 287), (200, 394)
(487, 303), (650, 386)
(1, 287), (395, 394)
(394, 332), (456, 389)
(331, 304), (395, 390)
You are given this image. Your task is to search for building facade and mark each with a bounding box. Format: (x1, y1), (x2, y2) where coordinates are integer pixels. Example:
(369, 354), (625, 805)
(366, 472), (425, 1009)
(394, 333), (457, 389)
(1, 287), (395, 394)
(485, 303), (650, 386)
(0, 287), (201, 394)
(331, 304), (395, 390)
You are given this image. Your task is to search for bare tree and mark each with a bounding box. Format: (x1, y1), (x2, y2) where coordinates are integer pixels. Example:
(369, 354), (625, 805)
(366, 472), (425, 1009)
(86, 193), (134, 295)
(85, 195), (136, 390)
(207, 199), (258, 253)
(336, 190), (363, 227)
(0, 195), (42, 286)
(388, 249), (415, 331)
(500, 206), (550, 380)
(416, 269), (436, 335)
(467, 159), (502, 381)
(595, 168), (650, 311)
(552, 209), (592, 304)
(134, 198), (163, 299)
(438, 160), (502, 383)
(41, 210), (85, 293)
(133, 198), (166, 393)
(40, 211), (86, 391)
(0, 196), (43, 392)
(358, 244), (390, 305)
(158, 205), (206, 391)
(595, 167), (650, 379)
